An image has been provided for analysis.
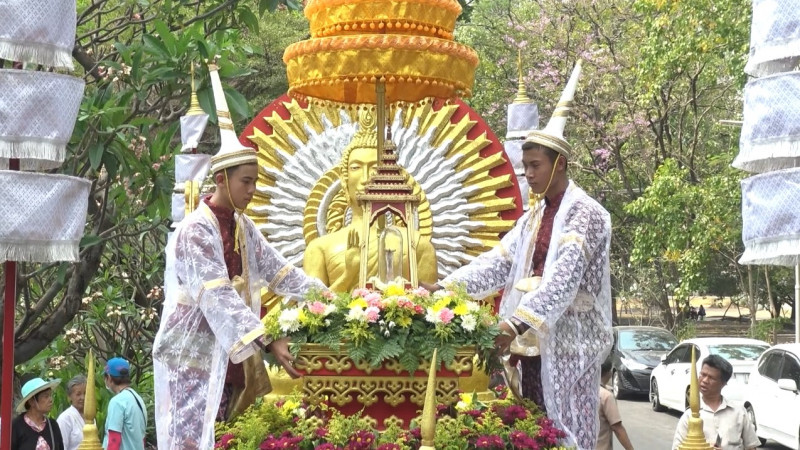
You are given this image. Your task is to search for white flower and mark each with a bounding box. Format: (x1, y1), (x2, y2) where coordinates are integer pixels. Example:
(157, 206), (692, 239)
(425, 307), (441, 324)
(324, 304), (337, 316)
(278, 308), (301, 333)
(461, 314), (477, 332)
(465, 301), (480, 313)
(346, 307), (367, 323)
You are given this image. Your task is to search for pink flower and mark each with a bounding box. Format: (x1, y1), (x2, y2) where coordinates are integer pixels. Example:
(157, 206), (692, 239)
(438, 308), (455, 324)
(364, 292), (382, 304)
(308, 301), (326, 314)
(411, 287), (429, 297)
(365, 306), (380, 323)
(322, 290), (336, 300)
(352, 288), (370, 298)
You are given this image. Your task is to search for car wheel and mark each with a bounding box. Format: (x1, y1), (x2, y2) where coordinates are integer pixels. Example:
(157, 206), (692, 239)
(745, 405), (767, 446)
(650, 379), (665, 412)
(612, 370), (626, 400)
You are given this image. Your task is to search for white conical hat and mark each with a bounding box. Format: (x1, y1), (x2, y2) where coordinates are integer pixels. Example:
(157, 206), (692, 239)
(524, 60), (582, 158)
(207, 59), (257, 174)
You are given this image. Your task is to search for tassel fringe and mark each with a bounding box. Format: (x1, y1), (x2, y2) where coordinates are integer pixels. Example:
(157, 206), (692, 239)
(734, 139), (800, 173)
(0, 240), (80, 263)
(745, 42), (800, 77)
(0, 40), (74, 70)
(740, 237), (800, 266)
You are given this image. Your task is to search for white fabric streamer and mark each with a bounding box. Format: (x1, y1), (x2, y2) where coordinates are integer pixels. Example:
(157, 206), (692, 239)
(0, 171), (90, 263)
(740, 167), (800, 266)
(180, 114), (210, 152)
(735, 72), (800, 174)
(0, 0), (77, 69)
(0, 69), (85, 170)
(745, 0), (800, 77)
(171, 154), (211, 222)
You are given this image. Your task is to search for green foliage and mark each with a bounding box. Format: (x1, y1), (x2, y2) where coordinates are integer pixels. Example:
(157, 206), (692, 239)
(749, 317), (793, 344)
(676, 320), (697, 341)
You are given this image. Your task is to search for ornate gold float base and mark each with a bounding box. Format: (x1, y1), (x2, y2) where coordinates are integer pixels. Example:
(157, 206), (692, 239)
(268, 344), (493, 429)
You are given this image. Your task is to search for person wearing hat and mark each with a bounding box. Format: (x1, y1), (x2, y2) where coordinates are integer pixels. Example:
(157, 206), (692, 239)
(152, 59), (325, 450)
(102, 358), (146, 450)
(11, 377), (65, 450)
(424, 61), (612, 450)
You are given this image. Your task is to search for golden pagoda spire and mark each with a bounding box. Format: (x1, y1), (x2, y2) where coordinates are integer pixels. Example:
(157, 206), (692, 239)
(419, 348), (438, 450)
(677, 346), (713, 450)
(187, 64), (204, 116)
(77, 350), (103, 450)
(513, 49), (532, 104)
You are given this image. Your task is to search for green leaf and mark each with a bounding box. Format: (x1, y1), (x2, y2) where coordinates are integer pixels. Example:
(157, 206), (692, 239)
(222, 86), (251, 122)
(238, 7), (260, 32)
(89, 143), (104, 170)
(142, 34), (170, 59)
(80, 235), (103, 248)
(259, 0), (280, 14)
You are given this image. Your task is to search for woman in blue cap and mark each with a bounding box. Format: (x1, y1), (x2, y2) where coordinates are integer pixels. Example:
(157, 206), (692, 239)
(11, 377), (64, 450)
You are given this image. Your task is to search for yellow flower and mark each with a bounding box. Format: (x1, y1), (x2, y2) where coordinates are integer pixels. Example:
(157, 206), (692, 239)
(453, 303), (469, 316)
(454, 393), (473, 411)
(432, 298), (451, 312)
(384, 283), (405, 297)
(348, 297), (368, 309)
(297, 309), (308, 324)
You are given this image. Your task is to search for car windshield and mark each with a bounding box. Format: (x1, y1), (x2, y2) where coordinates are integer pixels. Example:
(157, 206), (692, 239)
(708, 344), (768, 361)
(618, 329), (677, 351)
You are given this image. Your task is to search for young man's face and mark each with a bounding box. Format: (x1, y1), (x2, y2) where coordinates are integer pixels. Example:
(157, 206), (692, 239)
(521, 145), (561, 194)
(699, 364), (725, 397)
(223, 164), (258, 209)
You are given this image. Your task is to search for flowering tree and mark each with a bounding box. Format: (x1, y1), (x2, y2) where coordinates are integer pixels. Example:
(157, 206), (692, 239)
(2, 0), (303, 427)
(457, 0), (751, 328)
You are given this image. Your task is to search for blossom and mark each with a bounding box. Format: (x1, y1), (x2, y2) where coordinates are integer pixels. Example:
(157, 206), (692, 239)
(383, 283), (405, 297)
(348, 297), (368, 309)
(352, 288), (370, 298)
(455, 393), (474, 411)
(363, 292), (382, 304)
(278, 308), (301, 333)
(309, 301), (327, 315)
(453, 303), (469, 315)
(346, 307), (367, 322)
(411, 287), (429, 297)
(365, 306), (380, 323)
(460, 314), (477, 332)
(438, 308), (455, 324)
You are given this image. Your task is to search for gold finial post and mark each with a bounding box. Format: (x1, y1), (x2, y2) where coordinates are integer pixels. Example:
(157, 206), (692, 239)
(677, 346), (713, 450)
(187, 63), (205, 116)
(513, 49), (532, 104)
(77, 350), (103, 450)
(419, 348), (438, 450)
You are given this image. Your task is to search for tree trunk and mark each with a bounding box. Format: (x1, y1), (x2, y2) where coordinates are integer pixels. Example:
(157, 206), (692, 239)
(748, 265), (757, 331)
(764, 266), (777, 318)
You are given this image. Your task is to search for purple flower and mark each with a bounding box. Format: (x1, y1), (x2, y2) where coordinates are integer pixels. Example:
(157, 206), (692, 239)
(345, 430), (376, 450)
(501, 404), (529, 424)
(474, 435), (504, 449)
(215, 433), (235, 449)
(314, 444), (340, 450)
(376, 444), (402, 450)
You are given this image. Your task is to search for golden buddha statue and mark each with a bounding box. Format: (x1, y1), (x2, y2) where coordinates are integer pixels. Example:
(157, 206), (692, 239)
(303, 111), (438, 292)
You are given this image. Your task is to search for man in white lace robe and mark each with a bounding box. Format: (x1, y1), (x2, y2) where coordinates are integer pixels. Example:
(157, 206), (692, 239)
(432, 61), (613, 449)
(152, 60), (324, 450)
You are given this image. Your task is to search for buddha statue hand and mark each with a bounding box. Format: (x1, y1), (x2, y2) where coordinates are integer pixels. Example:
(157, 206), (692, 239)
(344, 228), (362, 285)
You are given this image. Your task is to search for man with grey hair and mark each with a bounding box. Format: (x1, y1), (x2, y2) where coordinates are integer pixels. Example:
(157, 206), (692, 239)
(57, 375), (87, 450)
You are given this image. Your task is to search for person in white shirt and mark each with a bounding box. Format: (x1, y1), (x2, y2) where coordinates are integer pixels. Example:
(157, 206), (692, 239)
(57, 375), (86, 450)
(672, 355), (760, 450)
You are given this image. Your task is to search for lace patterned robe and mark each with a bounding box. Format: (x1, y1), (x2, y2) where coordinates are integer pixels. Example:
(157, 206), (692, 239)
(152, 202), (323, 450)
(442, 182), (613, 450)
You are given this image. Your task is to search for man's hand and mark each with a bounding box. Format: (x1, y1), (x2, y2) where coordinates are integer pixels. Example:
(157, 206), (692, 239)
(494, 320), (516, 355)
(266, 337), (302, 379)
(419, 281), (441, 293)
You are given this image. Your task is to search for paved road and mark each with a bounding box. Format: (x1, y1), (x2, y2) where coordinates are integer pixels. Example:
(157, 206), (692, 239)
(617, 395), (792, 450)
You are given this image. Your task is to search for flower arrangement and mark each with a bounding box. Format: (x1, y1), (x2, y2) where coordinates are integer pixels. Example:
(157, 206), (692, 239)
(264, 282), (500, 372)
(215, 389), (571, 450)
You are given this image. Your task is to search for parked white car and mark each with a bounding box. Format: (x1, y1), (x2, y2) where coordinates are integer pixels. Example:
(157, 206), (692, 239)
(649, 337), (769, 413)
(742, 343), (800, 449)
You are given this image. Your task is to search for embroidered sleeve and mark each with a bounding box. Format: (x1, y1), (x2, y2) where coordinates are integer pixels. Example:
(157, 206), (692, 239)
(245, 218), (326, 299)
(441, 215), (525, 299)
(513, 203), (610, 330)
(175, 221), (264, 363)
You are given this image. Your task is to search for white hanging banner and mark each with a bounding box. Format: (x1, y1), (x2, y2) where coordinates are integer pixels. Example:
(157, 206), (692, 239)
(0, 69), (85, 170)
(171, 154), (211, 222)
(745, 0), (800, 77)
(734, 72), (800, 174)
(740, 167), (800, 266)
(0, 171), (91, 263)
(0, 0), (77, 69)
(180, 114), (210, 153)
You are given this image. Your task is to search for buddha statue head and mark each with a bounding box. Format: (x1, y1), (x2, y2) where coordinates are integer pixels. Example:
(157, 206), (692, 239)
(338, 109), (379, 211)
